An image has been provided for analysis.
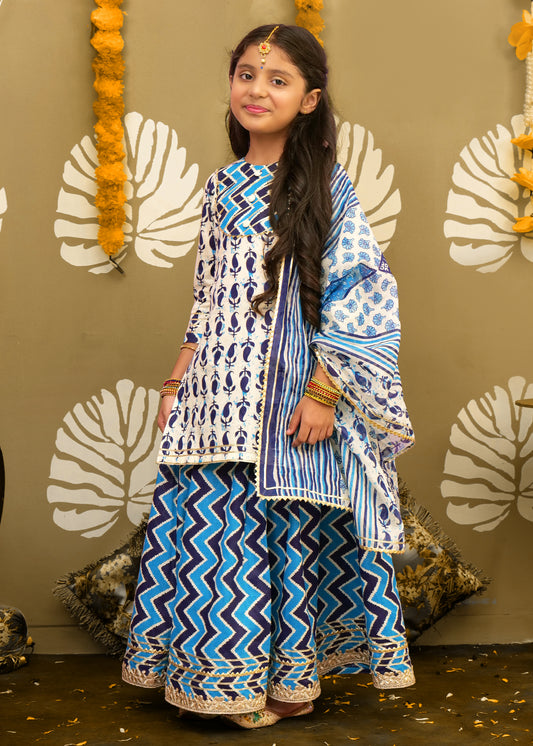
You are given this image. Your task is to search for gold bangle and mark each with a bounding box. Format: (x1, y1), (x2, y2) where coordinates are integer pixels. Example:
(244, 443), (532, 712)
(309, 376), (340, 395)
(306, 380), (340, 405)
(304, 390), (337, 407)
(160, 388), (180, 398)
(160, 379), (181, 398)
(180, 343), (197, 352)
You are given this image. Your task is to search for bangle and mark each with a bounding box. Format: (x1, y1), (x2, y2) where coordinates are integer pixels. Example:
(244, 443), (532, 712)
(305, 387), (339, 406)
(309, 376), (340, 395)
(306, 381), (340, 399)
(160, 378), (181, 398)
(180, 343), (197, 352)
(304, 389), (337, 407)
(304, 377), (341, 407)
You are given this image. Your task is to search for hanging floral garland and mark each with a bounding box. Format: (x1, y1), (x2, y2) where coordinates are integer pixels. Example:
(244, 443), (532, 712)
(90, 0), (127, 262)
(294, 0), (324, 46)
(508, 5), (533, 233)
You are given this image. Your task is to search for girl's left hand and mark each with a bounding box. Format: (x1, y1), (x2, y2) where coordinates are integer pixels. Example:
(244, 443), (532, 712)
(286, 396), (335, 447)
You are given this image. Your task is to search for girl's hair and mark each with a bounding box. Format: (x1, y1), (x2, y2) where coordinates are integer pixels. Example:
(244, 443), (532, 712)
(227, 24), (336, 328)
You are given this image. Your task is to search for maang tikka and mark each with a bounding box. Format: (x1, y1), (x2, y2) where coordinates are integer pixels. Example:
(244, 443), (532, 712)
(258, 26), (279, 69)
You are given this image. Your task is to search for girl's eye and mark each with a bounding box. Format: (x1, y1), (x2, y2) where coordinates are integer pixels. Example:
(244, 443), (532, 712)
(272, 78), (286, 86)
(240, 72), (253, 81)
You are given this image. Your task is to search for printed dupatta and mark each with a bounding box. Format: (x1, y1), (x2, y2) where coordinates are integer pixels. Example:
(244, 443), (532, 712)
(256, 165), (414, 553)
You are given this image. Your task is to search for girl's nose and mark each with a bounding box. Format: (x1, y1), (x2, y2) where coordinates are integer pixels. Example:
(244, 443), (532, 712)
(250, 74), (267, 98)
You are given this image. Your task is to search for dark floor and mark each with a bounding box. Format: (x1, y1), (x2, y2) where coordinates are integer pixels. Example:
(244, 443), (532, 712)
(1, 645), (532, 746)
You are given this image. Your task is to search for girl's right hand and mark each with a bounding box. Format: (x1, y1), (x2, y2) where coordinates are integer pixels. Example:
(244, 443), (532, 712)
(157, 395), (175, 432)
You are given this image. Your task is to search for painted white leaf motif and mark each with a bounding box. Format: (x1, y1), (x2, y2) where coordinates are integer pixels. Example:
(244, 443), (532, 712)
(0, 187), (7, 233)
(441, 376), (533, 532)
(337, 121), (401, 251)
(47, 380), (161, 538)
(55, 112), (203, 274)
(445, 114), (533, 272)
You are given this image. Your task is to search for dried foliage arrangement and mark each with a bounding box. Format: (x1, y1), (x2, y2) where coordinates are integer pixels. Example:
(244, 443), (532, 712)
(90, 0), (127, 259)
(294, 0), (324, 46)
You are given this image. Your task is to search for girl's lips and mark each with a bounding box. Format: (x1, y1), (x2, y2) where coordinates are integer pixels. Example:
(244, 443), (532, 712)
(245, 105), (269, 113)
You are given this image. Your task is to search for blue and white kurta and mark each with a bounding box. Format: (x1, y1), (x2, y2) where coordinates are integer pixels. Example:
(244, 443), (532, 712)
(159, 160), (276, 465)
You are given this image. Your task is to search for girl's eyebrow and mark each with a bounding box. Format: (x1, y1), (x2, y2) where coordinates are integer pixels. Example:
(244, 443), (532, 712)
(236, 62), (294, 79)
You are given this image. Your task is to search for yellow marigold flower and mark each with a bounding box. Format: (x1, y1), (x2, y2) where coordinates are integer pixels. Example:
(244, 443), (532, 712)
(94, 118), (124, 139)
(91, 7), (123, 31)
(299, 17), (325, 39)
(511, 167), (533, 190)
(91, 29), (124, 55)
(513, 215), (533, 233)
(98, 225), (124, 255)
(508, 9), (533, 60)
(295, 0), (324, 44)
(93, 98), (124, 120)
(96, 162), (128, 182)
(295, 0), (323, 10)
(94, 129), (123, 147)
(96, 140), (125, 163)
(98, 207), (126, 227)
(95, 190), (127, 208)
(93, 77), (124, 98)
(511, 133), (533, 150)
(95, 0), (123, 6)
(92, 55), (125, 79)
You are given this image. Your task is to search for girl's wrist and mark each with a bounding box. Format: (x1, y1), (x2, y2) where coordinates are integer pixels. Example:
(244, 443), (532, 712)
(304, 376), (340, 407)
(160, 378), (181, 398)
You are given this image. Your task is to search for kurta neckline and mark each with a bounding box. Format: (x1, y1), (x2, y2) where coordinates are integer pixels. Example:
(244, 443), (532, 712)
(240, 158), (278, 172)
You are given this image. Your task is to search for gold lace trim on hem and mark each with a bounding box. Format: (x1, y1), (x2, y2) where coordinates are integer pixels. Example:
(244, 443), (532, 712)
(317, 648), (368, 675)
(267, 679), (321, 702)
(373, 669), (416, 689)
(317, 649), (414, 689)
(122, 664), (165, 689)
(165, 687), (266, 715)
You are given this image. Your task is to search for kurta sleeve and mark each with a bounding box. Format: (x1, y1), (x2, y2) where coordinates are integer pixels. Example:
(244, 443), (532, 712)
(182, 173), (218, 345)
(310, 165), (414, 459)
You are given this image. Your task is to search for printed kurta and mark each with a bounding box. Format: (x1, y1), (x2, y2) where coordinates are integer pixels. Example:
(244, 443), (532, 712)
(158, 160), (276, 465)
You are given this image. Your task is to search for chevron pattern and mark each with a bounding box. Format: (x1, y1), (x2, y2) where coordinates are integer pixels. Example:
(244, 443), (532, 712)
(122, 463), (414, 713)
(267, 500), (321, 699)
(217, 159), (275, 235)
(314, 505), (413, 686)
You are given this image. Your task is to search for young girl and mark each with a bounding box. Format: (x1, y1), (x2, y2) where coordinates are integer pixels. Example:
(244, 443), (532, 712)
(122, 24), (415, 729)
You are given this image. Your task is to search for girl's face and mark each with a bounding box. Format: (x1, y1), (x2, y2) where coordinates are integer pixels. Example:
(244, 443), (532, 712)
(230, 43), (320, 146)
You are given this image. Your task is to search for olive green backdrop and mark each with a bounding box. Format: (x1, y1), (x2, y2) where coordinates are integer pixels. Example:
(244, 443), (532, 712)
(0, 0), (531, 652)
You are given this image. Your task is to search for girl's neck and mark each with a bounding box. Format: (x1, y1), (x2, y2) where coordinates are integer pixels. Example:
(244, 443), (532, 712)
(244, 133), (287, 166)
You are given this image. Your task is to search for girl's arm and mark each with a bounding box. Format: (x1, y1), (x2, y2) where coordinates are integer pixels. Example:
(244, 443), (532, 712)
(157, 345), (197, 432)
(285, 363), (338, 448)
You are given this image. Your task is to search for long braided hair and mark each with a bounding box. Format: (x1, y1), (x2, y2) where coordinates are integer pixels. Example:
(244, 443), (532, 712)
(227, 24), (337, 328)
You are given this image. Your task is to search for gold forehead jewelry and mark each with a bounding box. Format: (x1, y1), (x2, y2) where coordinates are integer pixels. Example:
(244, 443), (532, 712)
(258, 26), (279, 68)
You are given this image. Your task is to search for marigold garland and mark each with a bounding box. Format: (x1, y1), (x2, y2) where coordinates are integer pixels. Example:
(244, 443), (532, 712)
(294, 0), (324, 46)
(90, 0), (126, 259)
(509, 4), (533, 234)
